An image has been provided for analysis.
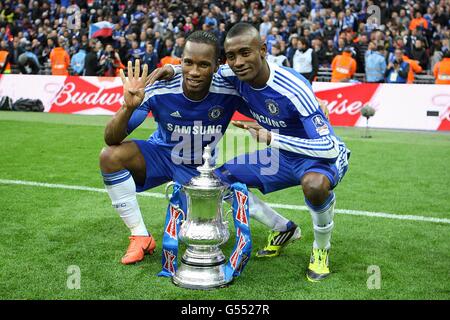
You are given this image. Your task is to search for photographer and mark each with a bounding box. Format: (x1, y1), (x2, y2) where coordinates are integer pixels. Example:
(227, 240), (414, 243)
(100, 44), (125, 77)
(385, 49), (410, 83)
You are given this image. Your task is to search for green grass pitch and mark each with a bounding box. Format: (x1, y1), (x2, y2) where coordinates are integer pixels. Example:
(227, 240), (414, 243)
(0, 111), (449, 300)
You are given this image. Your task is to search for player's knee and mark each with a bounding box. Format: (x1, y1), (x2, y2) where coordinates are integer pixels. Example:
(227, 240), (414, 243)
(99, 146), (123, 171)
(301, 173), (330, 206)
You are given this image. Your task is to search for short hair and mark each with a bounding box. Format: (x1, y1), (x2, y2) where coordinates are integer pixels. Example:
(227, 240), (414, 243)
(185, 30), (219, 60)
(298, 37), (309, 46)
(226, 22), (260, 41)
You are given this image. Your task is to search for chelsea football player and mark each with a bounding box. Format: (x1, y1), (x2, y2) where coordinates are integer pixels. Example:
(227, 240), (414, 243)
(155, 24), (350, 281)
(99, 31), (297, 265)
(218, 23), (350, 282)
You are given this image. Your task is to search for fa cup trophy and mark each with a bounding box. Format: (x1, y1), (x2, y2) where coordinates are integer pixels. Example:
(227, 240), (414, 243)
(169, 145), (232, 290)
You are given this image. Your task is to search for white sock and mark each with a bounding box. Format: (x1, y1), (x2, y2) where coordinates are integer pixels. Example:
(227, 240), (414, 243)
(102, 170), (149, 236)
(225, 191), (291, 231)
(306, 193), (336, 250)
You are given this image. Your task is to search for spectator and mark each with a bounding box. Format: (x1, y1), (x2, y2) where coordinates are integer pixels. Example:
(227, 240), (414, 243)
(324, 39), (338, 66)
(159, 38), (174, 60)
(100, 44), (124, 77)
(433, 50), (450, 84)
(95, 41), (104, 61)
(17, 42), (41, 74)
(410, 39), (429, 70)
(399, 8), (411, 28)
(286, 33), (299, 67)
(172, 35), (185, 59)
(409, 11), (429, 31)
(365, 44), (387, 83)
(266, 27), (283, 54)
(49, 39), (70, 75)
(430, 37), (445, 72)
(385, 49), (409, 84)
(403, 55), (423, 84)
(204, 12), (218, 30)
(312, 38), (327, 67)
(331, 47), (357, 82)
(128, 40), (145, 64)
(267, 42), (289, 67)
(355, 33), (370, 73)
(323, 18), (337, 41)
(71, 46), (87, 76)
(283, 0), (301, 16)
(259, 15), (272, 38)
(10, 37), (26, 66)
(84, 39), (101, 76)
(0, 40), (12, 74)
(68, 36), (80, 57)
(118, 37), (130, 66)
(142, 42), (158, 73)
(293, 37), (318, 83)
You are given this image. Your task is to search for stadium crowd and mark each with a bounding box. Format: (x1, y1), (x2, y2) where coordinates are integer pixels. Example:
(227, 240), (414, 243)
(0, 0), (448, 83)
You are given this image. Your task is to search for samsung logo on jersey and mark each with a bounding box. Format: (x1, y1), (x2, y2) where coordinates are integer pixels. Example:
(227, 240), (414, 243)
(167, 123), (223, 134)
(249, 110), (287, 128)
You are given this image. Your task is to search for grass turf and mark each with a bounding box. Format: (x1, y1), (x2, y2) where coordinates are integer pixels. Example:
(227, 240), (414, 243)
(0, 111), (449, 300)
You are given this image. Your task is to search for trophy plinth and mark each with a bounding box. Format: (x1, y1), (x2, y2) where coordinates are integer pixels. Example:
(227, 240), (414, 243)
(172, 145), (231, 290)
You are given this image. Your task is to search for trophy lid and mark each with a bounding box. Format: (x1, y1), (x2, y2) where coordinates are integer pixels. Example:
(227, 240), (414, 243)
(185, 145), (223, 190)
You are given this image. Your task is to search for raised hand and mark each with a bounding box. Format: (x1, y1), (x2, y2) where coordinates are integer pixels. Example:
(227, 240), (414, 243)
(119, 59), (148, 110)
(232, 121), (272, 145)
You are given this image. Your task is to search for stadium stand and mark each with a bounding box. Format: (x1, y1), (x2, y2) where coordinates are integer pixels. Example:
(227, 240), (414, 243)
(0, 0), (447, 84)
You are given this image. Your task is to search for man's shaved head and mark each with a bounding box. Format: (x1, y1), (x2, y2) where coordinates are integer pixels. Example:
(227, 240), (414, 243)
(226, 22), (262, 43)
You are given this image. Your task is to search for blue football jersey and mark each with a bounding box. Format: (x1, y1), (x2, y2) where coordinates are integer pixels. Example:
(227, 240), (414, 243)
(127, 73), (247, 164)
(217, 62), (342, 162)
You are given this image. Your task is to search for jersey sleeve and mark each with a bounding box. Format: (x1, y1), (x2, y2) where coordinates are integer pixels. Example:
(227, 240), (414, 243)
(269, 112), (340, 162)
(217, 64), (241, 89)
(126, 95), (152, 134)
(170, 64), (182, 76)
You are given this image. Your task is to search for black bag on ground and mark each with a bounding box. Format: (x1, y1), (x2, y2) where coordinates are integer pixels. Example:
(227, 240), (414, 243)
(11, 98), (44, 112)
(0, 96), (13, 111)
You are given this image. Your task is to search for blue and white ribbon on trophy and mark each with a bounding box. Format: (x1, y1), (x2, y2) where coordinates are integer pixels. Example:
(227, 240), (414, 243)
(158, 183), (186, 277)
(158, 182), (252, 281)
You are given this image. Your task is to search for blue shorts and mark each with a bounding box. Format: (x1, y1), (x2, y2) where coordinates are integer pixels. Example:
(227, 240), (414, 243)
(133, 139), (350, 195)
(215, 145), (350, 194)
(133, 139), (199, 192)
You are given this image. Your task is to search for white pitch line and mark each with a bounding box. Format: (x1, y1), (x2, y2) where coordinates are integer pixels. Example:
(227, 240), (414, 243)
(0, 179), (449, 225)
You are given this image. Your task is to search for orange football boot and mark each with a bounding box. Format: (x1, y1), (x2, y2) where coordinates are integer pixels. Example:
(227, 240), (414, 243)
(121, 235), (156, 265)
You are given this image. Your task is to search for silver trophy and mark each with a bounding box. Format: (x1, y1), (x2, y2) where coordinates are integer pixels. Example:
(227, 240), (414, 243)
(165, 145), (232, 290)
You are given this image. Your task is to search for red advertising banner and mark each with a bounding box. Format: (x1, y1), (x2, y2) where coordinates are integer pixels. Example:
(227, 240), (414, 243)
(0, 74), (448, 131)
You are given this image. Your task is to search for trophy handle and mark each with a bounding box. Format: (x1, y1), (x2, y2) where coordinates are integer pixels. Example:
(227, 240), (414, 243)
(165, 181), (176, 201)
(222, 188), (234, 225)
(224, 209), (232, 227)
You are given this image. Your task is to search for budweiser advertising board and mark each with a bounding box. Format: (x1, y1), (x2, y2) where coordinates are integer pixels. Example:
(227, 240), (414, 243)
(0, 74), (448, 131)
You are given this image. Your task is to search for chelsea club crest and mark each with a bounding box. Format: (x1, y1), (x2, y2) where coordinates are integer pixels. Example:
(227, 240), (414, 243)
(265, 99), (279, 115)
(208, 106), (224, 121)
